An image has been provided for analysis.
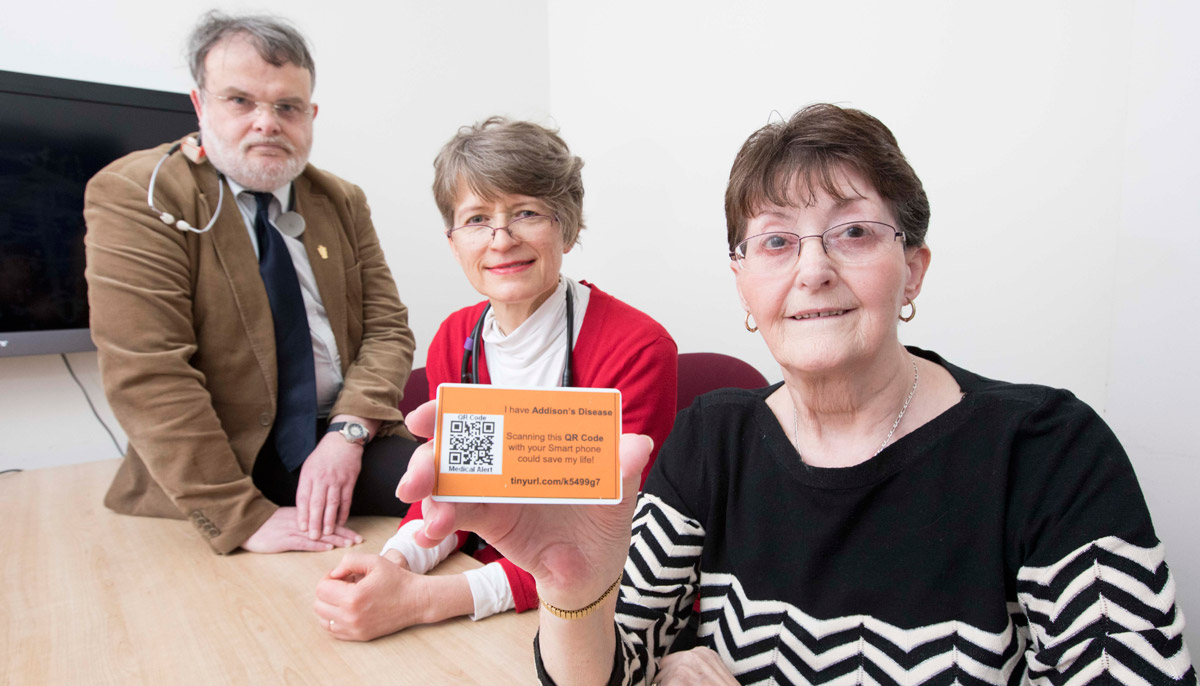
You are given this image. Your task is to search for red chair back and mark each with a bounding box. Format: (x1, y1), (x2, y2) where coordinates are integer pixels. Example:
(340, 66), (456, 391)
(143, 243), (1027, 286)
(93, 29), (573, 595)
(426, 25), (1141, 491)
(398, 367), (429, 417)
(676, 352), (768, 410)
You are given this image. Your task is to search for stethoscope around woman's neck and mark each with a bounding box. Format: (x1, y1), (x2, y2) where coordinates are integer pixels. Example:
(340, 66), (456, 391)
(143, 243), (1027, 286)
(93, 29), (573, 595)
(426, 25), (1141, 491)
(460, 284), (575, 387)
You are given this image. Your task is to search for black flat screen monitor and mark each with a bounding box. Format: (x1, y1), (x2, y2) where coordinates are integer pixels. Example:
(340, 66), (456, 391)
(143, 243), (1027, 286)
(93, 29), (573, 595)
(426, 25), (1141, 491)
(0, 70), (196, 358)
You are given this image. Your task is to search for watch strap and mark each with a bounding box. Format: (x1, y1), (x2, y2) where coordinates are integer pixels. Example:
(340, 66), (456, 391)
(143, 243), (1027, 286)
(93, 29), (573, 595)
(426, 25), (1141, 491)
(325, 421), (371, 445)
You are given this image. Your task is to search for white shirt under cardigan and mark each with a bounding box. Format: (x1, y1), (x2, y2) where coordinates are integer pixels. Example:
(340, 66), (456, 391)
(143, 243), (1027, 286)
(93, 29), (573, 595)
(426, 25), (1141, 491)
(381, 276), (590, 620)
(226, 177), (343, 417)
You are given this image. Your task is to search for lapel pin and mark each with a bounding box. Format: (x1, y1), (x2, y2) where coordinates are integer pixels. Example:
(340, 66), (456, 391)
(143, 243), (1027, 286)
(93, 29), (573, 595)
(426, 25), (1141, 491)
(317, 245), (328, 260)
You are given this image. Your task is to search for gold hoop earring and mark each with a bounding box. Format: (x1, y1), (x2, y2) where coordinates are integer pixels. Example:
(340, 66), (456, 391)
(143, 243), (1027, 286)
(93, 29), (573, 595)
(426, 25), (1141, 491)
(745, 312), (758, 333)
(899, 298), (916, 322)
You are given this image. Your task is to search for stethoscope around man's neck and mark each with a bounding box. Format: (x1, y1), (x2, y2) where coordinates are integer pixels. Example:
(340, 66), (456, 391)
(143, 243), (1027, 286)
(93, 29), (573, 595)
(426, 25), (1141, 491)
(145, 135), (304, 236)
(460, 283), (575, 387)
(147, 137), (225, 233)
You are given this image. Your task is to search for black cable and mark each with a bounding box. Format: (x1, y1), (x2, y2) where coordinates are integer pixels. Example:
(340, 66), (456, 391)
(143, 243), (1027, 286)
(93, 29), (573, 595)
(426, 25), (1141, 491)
(61, 353), (124, 458)
(0, 469), (22, 475)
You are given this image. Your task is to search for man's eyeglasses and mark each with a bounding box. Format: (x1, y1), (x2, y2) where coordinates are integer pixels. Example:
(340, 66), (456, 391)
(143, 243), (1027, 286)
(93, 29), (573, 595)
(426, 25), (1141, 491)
(206, 92), (315, 123)
(731, 221), (904, 273)
(445, 213), (558, 248)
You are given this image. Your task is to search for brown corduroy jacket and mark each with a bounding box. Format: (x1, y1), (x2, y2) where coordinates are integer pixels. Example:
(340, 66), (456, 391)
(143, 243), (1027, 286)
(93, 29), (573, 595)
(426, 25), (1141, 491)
(84, 136), (414, 553)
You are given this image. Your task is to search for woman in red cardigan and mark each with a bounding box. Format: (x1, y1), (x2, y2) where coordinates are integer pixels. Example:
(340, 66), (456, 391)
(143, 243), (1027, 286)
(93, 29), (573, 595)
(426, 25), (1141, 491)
(313, 117), (678, 641)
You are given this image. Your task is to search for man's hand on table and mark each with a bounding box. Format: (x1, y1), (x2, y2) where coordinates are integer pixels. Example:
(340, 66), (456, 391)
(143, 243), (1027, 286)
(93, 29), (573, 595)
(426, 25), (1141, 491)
(241, 507), (362, 553)
(296, 414), (379, 539)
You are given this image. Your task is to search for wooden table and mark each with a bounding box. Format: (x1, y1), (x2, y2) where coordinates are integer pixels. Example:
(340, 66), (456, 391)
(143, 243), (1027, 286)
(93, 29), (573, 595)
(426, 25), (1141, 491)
(0, 460), (540, 684)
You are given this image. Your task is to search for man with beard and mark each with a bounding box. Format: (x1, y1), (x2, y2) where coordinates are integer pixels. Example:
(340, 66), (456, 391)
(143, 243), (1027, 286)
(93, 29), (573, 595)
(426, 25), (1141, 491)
(84, 12), (417, 555)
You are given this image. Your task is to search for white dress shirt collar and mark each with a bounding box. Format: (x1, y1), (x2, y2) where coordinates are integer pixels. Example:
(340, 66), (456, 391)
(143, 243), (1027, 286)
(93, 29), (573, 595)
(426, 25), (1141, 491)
(224, 177), (292, 218)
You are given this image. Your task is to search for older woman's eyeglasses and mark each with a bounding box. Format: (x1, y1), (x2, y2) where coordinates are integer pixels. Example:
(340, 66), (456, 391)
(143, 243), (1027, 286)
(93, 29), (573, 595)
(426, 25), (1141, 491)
(730, 221), (904, 273)
(445, 213), (558, 248)
(206, 93), (315, 123)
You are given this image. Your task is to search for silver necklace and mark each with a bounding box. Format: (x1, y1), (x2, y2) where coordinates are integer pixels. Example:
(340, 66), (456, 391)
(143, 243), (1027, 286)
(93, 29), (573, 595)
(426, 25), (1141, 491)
(791, 360), (919, 461)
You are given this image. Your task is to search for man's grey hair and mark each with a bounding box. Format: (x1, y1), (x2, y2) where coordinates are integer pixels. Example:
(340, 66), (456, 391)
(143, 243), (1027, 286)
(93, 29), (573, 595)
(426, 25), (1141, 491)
(188, 10), (316, 91)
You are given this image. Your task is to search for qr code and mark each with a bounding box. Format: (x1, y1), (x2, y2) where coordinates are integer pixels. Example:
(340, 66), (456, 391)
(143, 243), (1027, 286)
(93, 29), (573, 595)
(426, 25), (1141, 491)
(440, 413), (504, 475)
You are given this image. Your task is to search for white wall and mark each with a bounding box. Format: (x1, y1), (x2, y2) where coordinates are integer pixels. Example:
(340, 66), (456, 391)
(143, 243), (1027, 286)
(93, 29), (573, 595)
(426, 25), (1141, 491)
(545, 0), (1198, 652)
(1106, 0), (1200, 655)
(1, 0), (1195, 653)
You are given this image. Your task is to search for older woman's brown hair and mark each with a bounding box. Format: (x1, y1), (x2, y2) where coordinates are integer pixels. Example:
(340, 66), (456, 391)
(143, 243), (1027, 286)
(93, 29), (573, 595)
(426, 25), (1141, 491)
(725, 104), (930, 252)
(432, 117), (586, 247)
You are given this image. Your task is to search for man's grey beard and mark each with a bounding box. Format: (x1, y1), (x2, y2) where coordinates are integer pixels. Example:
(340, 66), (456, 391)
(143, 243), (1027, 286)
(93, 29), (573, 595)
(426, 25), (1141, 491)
(199, 123), (309, 192)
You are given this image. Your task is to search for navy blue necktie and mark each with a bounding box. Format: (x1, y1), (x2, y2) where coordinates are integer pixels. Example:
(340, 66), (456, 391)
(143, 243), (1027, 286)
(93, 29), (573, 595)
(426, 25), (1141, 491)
(253, 191), (317, 471)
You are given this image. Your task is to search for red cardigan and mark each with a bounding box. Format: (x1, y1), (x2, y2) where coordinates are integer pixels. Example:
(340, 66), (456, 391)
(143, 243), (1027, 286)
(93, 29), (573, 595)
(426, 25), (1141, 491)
(402, 281), (678, 612)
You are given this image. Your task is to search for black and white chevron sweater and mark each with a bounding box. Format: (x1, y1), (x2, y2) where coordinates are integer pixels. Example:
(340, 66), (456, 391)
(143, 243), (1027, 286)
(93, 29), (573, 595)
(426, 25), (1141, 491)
(537, 348), (1195, 685)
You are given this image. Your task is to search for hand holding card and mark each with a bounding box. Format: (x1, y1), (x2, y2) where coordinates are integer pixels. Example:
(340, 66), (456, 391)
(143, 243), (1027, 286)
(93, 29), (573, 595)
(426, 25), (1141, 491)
(432, 385), (623, 504)
(396, 398), (651, 609)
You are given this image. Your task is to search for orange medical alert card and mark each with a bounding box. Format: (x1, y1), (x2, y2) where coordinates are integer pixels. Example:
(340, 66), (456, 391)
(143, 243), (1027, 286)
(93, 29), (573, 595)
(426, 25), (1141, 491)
(432, 384), (622, 504)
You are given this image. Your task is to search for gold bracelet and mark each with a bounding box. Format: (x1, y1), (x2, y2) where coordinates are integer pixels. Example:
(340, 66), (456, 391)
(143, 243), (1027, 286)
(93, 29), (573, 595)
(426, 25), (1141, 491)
(538, 575), (623, 620)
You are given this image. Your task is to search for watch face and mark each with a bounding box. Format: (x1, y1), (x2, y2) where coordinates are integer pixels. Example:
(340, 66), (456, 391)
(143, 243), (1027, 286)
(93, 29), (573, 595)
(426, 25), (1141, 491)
(347, 424), (367, 440)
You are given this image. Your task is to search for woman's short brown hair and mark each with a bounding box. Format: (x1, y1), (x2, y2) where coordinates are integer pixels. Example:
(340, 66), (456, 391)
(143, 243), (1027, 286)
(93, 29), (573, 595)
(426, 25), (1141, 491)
(725, 104), (930, 252)
(433, 117), (585, 246)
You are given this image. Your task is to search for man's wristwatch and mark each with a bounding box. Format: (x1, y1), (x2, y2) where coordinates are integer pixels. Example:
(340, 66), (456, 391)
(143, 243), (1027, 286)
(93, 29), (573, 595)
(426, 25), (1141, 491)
(326, 421), (371, 446)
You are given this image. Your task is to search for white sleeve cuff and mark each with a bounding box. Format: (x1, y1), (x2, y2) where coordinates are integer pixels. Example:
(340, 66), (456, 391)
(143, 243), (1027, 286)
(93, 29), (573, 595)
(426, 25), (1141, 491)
(378, 519), (456, 575)
(463, 561), (516, 620)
